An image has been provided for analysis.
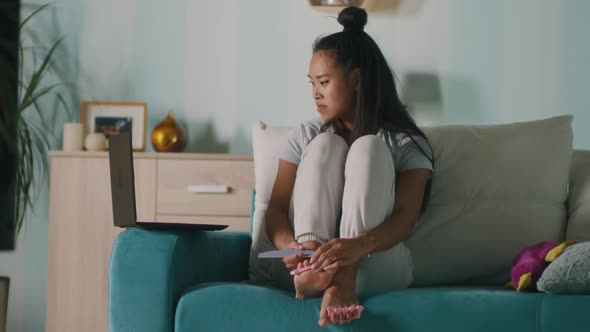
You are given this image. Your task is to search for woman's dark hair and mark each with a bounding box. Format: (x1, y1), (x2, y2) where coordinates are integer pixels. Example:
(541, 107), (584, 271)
(315, 6), (435, 208)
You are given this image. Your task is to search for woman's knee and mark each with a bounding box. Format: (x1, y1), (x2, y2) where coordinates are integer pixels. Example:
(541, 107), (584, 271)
(311, 132), (348, 150)
(347, 135), (393, 169)
(303, 132), (348, 164)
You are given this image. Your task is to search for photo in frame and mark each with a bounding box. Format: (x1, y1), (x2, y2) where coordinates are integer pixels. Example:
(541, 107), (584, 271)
(80, 101), (147, 151)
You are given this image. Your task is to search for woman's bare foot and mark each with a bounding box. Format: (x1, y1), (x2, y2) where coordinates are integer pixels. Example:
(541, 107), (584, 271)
(319, 285), (359, 326)
(293, 262), (336, 299)
(318, 263), (361, 326)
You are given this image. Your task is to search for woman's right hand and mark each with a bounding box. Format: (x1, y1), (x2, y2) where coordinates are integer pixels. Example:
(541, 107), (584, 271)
(282, 240), (321, 271)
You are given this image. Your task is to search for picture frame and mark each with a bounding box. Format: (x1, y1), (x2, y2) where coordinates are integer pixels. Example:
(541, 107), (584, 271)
(80, 101), (147, 151)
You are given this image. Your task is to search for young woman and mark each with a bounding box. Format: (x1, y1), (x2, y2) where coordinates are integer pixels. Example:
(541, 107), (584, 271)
(264, 6), (434, 327)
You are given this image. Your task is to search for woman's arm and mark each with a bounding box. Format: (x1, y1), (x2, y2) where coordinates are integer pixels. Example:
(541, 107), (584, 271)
(310, 168), (431, 270)
(265, 159), (299, 250)
(358, 168), (431, 255)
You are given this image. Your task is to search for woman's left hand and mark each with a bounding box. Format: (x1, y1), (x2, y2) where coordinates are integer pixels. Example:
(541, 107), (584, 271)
(309, 237), (368, 272)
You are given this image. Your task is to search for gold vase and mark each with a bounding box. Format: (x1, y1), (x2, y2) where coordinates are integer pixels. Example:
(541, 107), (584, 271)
(151, 109), (187, 152)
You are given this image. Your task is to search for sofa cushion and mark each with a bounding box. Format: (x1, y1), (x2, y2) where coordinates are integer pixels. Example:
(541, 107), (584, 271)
(537, 292), (590, 331)
(175, 283), (590, 332)
(249, 116), (574, 287)
(407, 115), (573, 286)
(249, 122), (292, 283)
(566, 150), (590, 241)
(537, 241), (590, 294)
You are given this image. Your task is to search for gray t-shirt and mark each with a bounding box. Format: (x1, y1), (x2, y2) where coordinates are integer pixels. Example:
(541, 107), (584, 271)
(278, 117), (434, 177)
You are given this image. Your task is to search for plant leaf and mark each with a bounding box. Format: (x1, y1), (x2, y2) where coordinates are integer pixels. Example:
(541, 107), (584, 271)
(32, 98), (58, 144)
(48, 91), (74, 136)
(16, 121), (34, 233)
(19, 83), (60, 114)
(19, 2), (53, 31)
(19, 38), (63, 113)
(57, 91), (74, 122)
(19, 41), (24, 101)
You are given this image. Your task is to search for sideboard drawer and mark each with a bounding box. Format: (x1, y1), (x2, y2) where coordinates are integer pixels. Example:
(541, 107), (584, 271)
(156, 159), (254, 217)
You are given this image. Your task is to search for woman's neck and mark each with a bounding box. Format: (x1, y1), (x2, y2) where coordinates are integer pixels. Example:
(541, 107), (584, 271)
(333, 119), (353, 145)
(342, 120), (354, 131)
(340, 111), (355, 131)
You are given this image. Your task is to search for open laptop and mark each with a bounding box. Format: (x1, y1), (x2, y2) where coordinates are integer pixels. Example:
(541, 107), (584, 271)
(108, 131), (228, 231)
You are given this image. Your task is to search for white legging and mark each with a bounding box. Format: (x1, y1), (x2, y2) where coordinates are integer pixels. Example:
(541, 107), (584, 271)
(272, 132), (413, 297)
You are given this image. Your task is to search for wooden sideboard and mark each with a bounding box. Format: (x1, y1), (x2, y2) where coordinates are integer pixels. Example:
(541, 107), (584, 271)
(46, 151), (254, 332)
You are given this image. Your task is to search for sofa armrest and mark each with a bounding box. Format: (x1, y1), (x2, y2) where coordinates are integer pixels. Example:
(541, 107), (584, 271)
(108, 228), (251, 332)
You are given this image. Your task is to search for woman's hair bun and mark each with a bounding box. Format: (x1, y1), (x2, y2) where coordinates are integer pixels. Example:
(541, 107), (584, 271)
(337, 6), (367, 32)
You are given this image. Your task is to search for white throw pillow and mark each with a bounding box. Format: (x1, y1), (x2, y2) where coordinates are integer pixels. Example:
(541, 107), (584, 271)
(251, 121), (293, 205)
(249, 121), (293, 283)
(407, 115), (574, 286)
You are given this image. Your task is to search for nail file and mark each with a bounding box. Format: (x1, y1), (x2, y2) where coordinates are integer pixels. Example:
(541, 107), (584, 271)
(258, 249), (315, 258)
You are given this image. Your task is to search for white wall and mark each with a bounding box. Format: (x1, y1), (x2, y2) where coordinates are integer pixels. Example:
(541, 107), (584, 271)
(1, 1), (589, 331)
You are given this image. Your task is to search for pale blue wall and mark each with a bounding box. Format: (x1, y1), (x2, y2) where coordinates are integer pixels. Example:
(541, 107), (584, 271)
(1, 1), (589, 331)
(561, 0), (590, 149)
(235, 0), (289, 152)
(446, 1), (504, 124)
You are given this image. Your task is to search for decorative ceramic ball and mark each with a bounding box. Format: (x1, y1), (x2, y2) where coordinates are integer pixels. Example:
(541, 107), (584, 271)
(84, 133), (108, 151)
(151, 108), (187, 152)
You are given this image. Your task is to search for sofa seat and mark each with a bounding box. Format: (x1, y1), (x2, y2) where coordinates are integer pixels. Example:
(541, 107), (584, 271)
(175, 283), (590, 332)
(109, 229), (590, 332)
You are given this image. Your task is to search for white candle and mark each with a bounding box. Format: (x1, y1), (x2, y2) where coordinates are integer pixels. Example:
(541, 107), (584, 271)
(62, 123), (84, 151)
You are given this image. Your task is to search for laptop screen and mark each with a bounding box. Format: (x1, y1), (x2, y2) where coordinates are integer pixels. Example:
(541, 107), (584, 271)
(108, 131), (137, 227)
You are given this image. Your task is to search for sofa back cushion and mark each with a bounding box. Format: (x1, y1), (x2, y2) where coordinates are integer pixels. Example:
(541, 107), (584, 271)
(249, 116), (574, 286)
(566, 150), (590, 241)
(407, 115), (573, 285)
(249, 122), (293, 282)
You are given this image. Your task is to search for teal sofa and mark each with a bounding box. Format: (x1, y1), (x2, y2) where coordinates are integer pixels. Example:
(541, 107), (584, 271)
(109, 117), (590, 331)
(108, 228), (590, 332)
